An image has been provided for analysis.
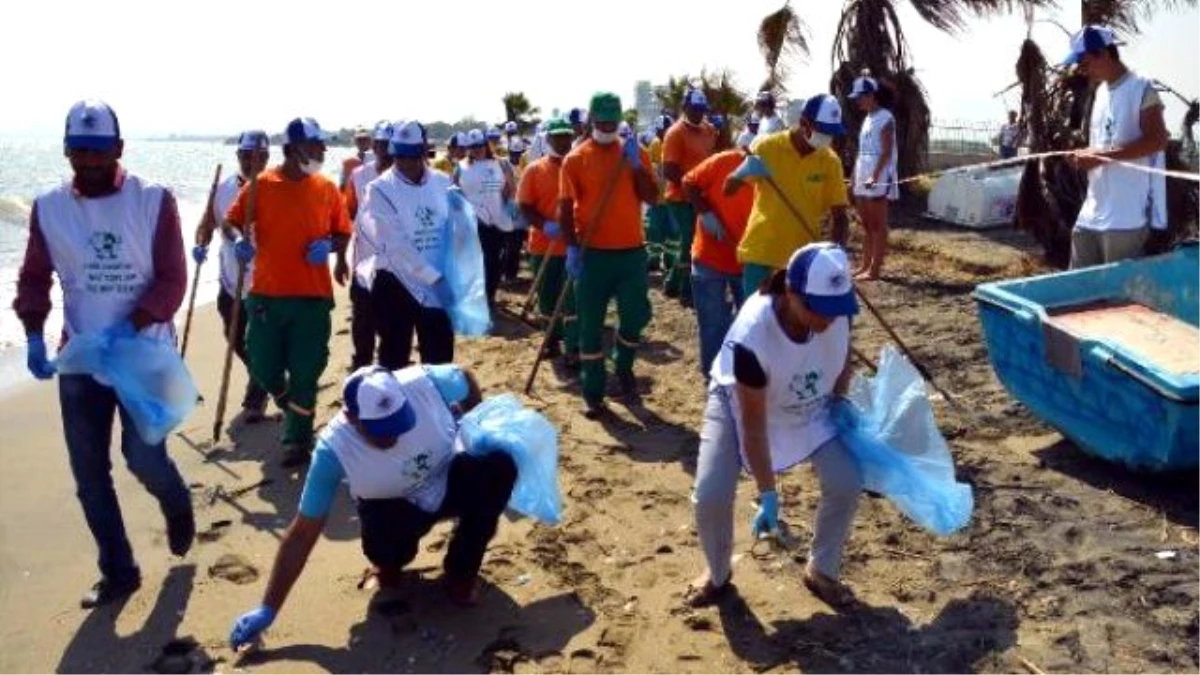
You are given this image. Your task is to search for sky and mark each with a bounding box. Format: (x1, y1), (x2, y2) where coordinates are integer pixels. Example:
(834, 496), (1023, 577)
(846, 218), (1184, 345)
(1, 0), (1196, 138)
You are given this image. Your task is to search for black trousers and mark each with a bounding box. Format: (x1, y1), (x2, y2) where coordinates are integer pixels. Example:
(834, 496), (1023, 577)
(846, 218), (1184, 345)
(477, 221), (505, 304)
(350, 281), (377, 370)
(357, 453), (517, 579)
(216, 288), (268, 408)
(502, 230), (525, 281)
(372, 270), (454, 369)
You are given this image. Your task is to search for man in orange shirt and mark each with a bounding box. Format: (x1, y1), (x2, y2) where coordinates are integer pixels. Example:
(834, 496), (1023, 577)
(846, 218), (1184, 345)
(560, 93), (658, 416)
(340, 127), (372, 190)
(224, 117), (352, 466)
(518, 118), (578, 367)
(682, 150), (754, 376)
(661, 88), (717, 304)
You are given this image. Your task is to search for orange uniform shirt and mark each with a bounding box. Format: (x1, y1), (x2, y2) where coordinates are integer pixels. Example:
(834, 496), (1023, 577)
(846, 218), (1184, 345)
(227, 167), (352, 299)
(559, 140), (652, 251)
(661, 120), (717, 202)
(518, 156), (567, 257)
(340, 155), (363, 189)
(683, 150), (753, 275)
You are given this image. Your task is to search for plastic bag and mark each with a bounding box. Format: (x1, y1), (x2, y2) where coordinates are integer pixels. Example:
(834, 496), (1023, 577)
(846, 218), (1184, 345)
(442, 195), (492, 336)
(833, 345), (973, 536)
(56, 332), (199, 446)
(458, 394), (562, 525)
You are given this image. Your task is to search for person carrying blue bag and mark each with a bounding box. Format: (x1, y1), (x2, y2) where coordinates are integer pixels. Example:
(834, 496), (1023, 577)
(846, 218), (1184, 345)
(229, 364), (535, 650)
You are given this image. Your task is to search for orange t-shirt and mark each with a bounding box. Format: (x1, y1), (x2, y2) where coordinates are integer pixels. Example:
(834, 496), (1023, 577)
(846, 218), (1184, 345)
(227, 167), (352, 299)
(662, 120), (717, 202)
(559, 140), (651, 251)
(683, 150), (753, 275)
(340, 156), (363, 189)
(518, 156), (566, 256)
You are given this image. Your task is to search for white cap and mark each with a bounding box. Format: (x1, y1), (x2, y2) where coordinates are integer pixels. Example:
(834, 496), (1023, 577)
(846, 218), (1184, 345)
(509, 137), (528, 153)
(504, 121), (518, 133)
(465, 129), (486, 147)
(64, 100), (121, 151)
(343, 367), (417, 437)
(798, 95), (846, 136)
(848, 75), (879, 99)
(785, 243), (859, 317)
(372, 120), (394, 141)
(389, 120), (426, 158)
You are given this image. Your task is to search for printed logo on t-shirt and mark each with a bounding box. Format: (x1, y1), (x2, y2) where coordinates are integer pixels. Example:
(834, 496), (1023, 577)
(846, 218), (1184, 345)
(89, 231), (121, 260)
(781, 370), (826, 423)
(807, 173), (825, 184)
(789, 371), (822, 400)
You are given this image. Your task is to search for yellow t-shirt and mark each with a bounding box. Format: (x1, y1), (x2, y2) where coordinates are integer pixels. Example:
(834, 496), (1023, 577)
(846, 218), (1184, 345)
(432, 155), (455, 175)
(738, 132), (849, 269)
(649, 137), (663, 167)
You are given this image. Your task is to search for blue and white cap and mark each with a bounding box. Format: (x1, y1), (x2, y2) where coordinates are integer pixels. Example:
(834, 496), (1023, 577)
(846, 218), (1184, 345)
(284, 117), (330, 145)
(848, 73), (879, 99)
(756, 90), (776, 106)
(486, 127), (503, 141)
(236, 130), (269, 152)
(1062, 24), (1119, 66)
(683, 88), (709, 111)
(372, 120), (394, 142)
(568, 108), (587, 125)
(465, 128), (486, 147)
(389, 120), (426, 158)
(504, 121), (518, 134)
(618, 121), (632, 139)
(800, 95), (847, 136)
(64, 100), (121, 151)
(654, 113), (674, 132)
(786, 243), (859, 317)
(343, 366), (418, 439)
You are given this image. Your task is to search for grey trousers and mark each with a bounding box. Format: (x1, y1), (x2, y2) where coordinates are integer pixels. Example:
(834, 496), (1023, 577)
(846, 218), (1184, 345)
(1069, 226), (1149, 269)
(692, 386), (862, 585)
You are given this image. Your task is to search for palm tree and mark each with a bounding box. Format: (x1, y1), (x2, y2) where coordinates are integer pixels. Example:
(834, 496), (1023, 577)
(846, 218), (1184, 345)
(653, 70), (751, 123)
(502, 92), (541, 133)
(756, 2), (809, 96)
(1082, 0), (1196, 31)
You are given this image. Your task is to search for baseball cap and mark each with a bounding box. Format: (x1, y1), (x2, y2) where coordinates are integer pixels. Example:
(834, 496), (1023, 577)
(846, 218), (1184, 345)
(236, 130), (269, 152)
(709, 113), (725, 130)
(343, 367), (418, 439)
(486, 128), (503, 141)
(683, 88), (709, 111)
(618, 121), (632, 138)
(785, 243), (859, 318)
(372, 120), (394, 142)
(1062, 24), (1119, 66)
(64, 100), (121, 151)
(509, 137), (528, 153)
(504, 121), (518, 134)
(589, 92), (623, 124)
(756, 90), (776, 106)
(545, 117), (574, 136)
(453, 131), (470, 148)
(800, 95), (847, 136)
(654, 113), (674, 132)
(354, 126), (371, 140)
(284, 117), (330, 145)
(848, 74), (879, 99)
(389, 120), (426, 158)
(465, 129), (486, 147)
(568, 108), (587, 125)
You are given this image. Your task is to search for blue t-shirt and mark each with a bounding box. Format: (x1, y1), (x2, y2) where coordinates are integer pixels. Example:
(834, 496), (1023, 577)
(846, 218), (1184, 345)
(297, 364), (469, 519)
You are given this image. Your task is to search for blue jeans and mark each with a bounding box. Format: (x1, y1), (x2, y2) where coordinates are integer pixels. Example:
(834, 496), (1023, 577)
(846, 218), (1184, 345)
(692, 262), (745, 376)
(59, 374), (191, 583)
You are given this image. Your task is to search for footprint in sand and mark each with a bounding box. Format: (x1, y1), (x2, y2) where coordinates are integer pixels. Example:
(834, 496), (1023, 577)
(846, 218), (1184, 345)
(208, 554), (259, 585)
(196, 520), (232, 544)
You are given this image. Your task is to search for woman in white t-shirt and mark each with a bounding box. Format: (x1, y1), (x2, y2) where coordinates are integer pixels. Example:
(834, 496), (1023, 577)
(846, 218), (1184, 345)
(848, 72), (898, 281)
(455, 129), (515, 305)
(687, 242), (863, 609)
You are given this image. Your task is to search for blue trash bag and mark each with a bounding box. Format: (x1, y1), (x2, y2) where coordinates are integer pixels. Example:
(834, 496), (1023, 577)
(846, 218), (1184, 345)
(442, 194), (492, 336)
(458, 394), (563, 525)
(55, 332), (199, 446)
(832, 345), (973, 536)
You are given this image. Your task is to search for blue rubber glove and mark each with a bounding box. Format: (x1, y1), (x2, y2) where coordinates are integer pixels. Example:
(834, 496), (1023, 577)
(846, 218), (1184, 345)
(230, 605), (276, 650)
(566, 246), (583, 281)
(543, 221), (561, 239)
(751, 490), (779, 538)
(432, 277), (454, 308)
(26, 335), (56, 381)
(234, 236), (255, 264)
(447, 187), (467, 213)
(191, 245), (208, 264)
(306, 238), (333, 266)
(622, 136), (642, 169)
(731, 154), (770, 181)
(700, 211), (727, 242)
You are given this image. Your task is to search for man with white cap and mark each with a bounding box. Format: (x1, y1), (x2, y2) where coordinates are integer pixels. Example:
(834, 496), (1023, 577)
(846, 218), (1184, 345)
(662, 89), (718, 303)
(433, 132), (468, 175)
(340, 126), (374, 190)
(1062, 24), (1170, 267)
(194, 130), (271, 421)
(344, 120), (395, 370)
(228, 363), (519, 649)
(13, 100), (195, 608)
(754, 91), (787, 135)
(736, 113), (760, 150)
(361, 120), (459, 368)
(223, 116), (353, 467)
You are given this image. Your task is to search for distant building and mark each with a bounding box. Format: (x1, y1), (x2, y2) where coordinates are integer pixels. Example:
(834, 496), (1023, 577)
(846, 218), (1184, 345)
(634, 81), (661, 129)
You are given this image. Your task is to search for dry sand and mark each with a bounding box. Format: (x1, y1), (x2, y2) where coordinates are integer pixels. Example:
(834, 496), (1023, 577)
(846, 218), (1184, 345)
(0, 216), (1195, 674)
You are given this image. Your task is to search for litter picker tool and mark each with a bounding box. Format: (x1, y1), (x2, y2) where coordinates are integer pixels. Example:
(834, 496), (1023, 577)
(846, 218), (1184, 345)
(212, 174), (258, 443)
(181, 164), (222, 358)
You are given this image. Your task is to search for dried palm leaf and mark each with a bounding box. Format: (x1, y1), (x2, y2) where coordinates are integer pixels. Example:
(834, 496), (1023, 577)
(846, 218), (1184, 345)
(758, 2), (810, 95)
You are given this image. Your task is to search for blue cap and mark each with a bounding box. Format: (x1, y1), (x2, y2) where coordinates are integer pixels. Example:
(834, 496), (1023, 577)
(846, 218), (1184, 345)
(684, 88), (709, 111)
(486, 128), (503, 141)
(786, 243), (859, 318)
(1062, 25), (1118, 66)
(236, 130), (269, 152)
(64, 100), (121, 151)
(344, 366), (418, 439)
(800, 95), (847, 136)
(655, 113), (674, 132)
(389, 120), (427, 158)
(848, 74), (878, 100)
(372, 120), (394, 142)
(568, 108), (587, 125)
(709, 113), (725, 130)
(284, 117), (330, 145)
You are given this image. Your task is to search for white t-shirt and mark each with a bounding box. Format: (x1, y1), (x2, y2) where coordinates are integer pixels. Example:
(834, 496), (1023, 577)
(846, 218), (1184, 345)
(853, 108), (899, 200)
(361, 168), (452, 307)
(457, 158), (513, 231)
(213, 174), (252, 297)
(999, 123), (1019, 149)
(759, 114), (787, 135)
(736, 130), (756, 149)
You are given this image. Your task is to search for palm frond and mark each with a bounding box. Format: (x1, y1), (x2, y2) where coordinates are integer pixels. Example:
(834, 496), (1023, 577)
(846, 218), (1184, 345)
(757, 2), (810, 95)
(907, 0), (1057, 33)
(1082, 0), (1197, 33)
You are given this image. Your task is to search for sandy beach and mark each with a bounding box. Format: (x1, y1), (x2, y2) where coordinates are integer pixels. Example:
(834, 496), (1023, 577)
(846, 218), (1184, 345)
(0, 218), (1195, 674)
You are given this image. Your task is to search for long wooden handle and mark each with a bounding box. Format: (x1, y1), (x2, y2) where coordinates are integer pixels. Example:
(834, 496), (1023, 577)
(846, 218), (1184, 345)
(212, 174), (259, 443)
(519, 247), (555, 320)
(181, 164), (223, 358)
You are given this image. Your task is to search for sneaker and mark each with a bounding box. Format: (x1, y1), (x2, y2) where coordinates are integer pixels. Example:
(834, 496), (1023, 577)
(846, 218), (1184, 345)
(166, 509), (195, 557)
(81, 576), (141, 610)
(281, 443), (313, 468)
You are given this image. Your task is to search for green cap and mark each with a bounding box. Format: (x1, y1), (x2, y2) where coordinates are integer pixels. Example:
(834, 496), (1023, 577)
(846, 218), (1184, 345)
(589, 92), (623, 124)
(545, 117), (574, 136)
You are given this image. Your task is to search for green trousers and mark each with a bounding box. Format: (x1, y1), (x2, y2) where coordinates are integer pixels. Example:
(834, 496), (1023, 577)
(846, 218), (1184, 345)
(531, 254), (578, 352)
(245, 295), (333, 447)
(577, 248), (652, 404)
(662, 201), (696, 299)
(741, 263), (775, 298)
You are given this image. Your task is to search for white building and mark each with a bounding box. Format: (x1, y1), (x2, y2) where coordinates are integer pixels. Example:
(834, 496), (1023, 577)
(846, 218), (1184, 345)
(634, 81), (661, 129)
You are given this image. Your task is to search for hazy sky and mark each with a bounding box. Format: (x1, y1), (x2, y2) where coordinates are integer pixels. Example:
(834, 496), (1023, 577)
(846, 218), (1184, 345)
(2, 0), (1196, 138)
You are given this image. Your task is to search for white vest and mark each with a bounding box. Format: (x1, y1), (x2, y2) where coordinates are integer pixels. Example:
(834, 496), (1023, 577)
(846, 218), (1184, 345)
(350, 162), (380, 289)
(321, 366), (458, 513)
(1076, 71), (1167, 232)
(458, 159), (513, 231)
(363, 169), (451, 306)
(854, 108), (899, 200)
(759, 114), (787, 135)
(214, 175), (253, 297)
(36, 173), (173, 342)
(711, 293), (850, 471)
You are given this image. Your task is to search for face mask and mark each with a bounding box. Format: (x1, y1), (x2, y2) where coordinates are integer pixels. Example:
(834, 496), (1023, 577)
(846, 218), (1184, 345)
(806, 131), (833, 149)
(299, 158), (323, 176)
(592, 130), (619, 145)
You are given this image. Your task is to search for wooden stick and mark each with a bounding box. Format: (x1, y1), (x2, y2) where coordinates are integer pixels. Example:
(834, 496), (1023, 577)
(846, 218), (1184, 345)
(181, 164), (222, 358)
(212, 174), (258, 443)
(1018, 655), (1045, 675)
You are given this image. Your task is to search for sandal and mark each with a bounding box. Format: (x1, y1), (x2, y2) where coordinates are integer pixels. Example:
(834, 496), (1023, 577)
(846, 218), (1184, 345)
(802, 567), (856, 609)
(683, 573), (733, 608)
